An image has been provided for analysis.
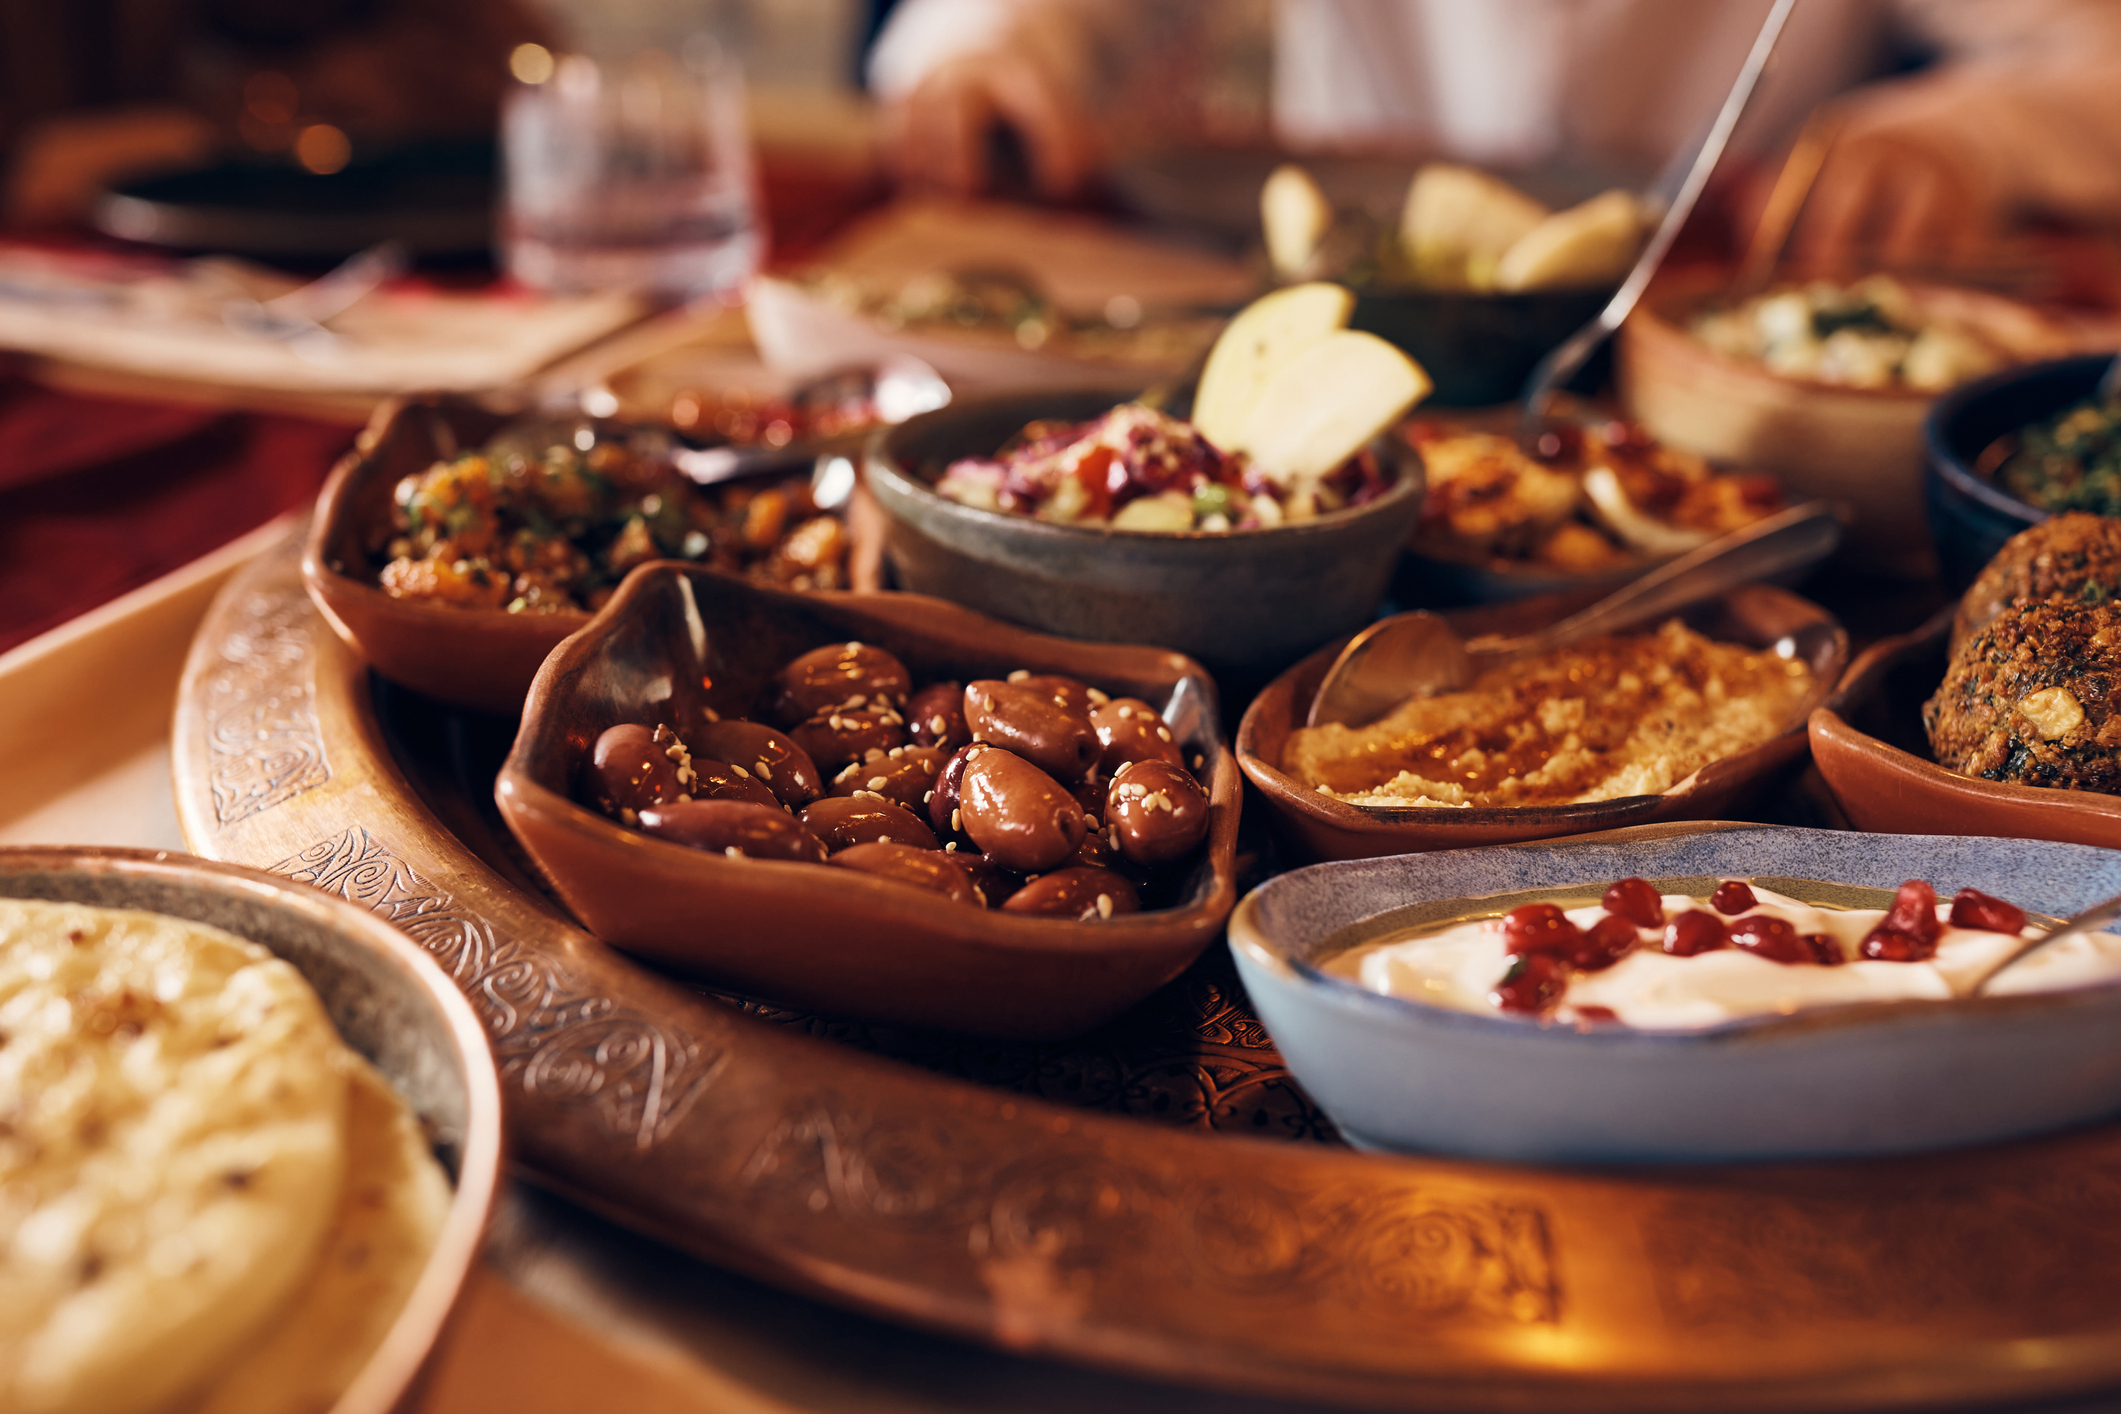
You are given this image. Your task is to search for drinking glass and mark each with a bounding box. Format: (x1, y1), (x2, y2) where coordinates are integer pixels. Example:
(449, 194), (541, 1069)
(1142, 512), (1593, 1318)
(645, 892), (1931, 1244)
(502, 44), (763, 299)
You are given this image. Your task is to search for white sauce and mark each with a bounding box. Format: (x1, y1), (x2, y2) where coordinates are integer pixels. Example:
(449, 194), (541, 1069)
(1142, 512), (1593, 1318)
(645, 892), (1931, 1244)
(1326, 885), (2121, 1030)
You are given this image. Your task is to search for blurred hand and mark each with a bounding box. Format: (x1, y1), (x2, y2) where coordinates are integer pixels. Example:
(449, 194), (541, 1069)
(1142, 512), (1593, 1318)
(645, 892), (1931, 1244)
(1791, 106), (2004, 272)
(883, 51), (1098, 200)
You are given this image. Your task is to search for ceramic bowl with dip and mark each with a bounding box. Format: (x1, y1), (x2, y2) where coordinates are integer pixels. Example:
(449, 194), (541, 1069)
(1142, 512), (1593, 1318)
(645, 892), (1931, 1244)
(1228, 822), (2121, 1163)
(1236, 583), (1847, 860)
(0, 846), (504, 1414)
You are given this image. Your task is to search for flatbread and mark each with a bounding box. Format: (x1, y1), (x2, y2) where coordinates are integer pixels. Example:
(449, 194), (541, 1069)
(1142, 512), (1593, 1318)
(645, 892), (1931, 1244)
(0, 901), (347, 1414)
(179, 1050), (452, 1414)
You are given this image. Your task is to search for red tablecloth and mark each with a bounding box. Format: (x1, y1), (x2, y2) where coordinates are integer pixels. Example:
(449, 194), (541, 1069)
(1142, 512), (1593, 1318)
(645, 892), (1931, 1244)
(0, 160), (889, 657)
(0, 376), (357, 654)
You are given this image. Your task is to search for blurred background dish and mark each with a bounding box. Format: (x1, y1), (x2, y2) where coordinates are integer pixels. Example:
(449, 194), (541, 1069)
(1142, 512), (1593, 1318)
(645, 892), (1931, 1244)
(1923, 353), (2110, 593)
(0, 845), (503, 1414)
(94, 140), (497, 261)
(864, 387), (1426, 683)
(1396, 398), (1793, 604)
(1619, 270), (2075, 579)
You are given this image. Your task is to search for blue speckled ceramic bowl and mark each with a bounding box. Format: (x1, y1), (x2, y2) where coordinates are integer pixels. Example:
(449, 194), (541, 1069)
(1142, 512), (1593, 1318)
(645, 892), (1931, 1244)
(1229, 822), (2121, 1163)
(1923, 354), (2111, 593)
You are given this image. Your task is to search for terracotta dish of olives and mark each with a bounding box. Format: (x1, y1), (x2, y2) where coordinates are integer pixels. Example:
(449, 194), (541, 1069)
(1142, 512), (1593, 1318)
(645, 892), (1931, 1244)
(496, 565), (1240, 1039)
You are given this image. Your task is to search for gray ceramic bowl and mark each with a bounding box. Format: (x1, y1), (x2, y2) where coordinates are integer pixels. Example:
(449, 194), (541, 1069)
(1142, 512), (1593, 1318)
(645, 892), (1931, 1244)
(0, 847), (504, 1414)
(1228, 823), (2121, 1164)
(864, 389), (1425, 682)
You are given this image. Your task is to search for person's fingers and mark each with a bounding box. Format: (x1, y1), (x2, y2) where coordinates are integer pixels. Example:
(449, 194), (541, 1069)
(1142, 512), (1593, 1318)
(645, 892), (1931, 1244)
(981, 54), (1097, 199)
(1879, 150), (1983, 267)
(887, 66), (994, 195)
(1794, 136), (1894, 272)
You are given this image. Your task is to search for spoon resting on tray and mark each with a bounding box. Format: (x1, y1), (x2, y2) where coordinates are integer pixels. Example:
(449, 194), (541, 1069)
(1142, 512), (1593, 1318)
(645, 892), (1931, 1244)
(1305, 500), (1842, 729)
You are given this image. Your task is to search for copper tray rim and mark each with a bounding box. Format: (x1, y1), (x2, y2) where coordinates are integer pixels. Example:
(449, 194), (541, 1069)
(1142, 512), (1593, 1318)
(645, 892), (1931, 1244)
(171, 533), (2121, 1413)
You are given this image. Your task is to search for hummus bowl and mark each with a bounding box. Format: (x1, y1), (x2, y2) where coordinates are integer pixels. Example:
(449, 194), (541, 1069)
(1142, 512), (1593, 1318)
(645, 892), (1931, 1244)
(1228, 823), (2121, 1163)
(1236, 583), (1847, 859)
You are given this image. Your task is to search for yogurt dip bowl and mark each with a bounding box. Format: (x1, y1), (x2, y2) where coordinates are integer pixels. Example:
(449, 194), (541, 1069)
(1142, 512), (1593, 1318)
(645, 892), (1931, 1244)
(1228, 823), (2121, 1163)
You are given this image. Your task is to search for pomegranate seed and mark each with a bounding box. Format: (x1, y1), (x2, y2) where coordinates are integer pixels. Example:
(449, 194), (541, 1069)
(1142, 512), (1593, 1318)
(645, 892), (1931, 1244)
(1860, 926), (1937, 962)
(1573, 1005), (1619, 1023)
(1502, 903), (1584, 959)
(1728, 914), (1812, 964)
(1491, 953), (1568, 1014)
(1602, 876), (1665, 928)
(1948, 887), (2026, 935)
(1804, 932), (1846, 966)
(1573, 914), (1640, 971)
(1663, 909), (1729, 956)
(1881, 880), (1942, 944)
(1710, 880), (1757, 915)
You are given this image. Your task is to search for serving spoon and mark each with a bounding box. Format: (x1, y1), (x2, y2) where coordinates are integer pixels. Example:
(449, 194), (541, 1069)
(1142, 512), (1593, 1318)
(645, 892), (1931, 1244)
(1955, 887), (2121, 998)
(1305, 500), (1842, 729)
(1516, 0), (1798, 448)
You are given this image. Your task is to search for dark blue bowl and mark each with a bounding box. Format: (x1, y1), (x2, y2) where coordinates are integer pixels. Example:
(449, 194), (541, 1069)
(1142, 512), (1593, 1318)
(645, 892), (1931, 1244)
(1924, 353), (2113, 592)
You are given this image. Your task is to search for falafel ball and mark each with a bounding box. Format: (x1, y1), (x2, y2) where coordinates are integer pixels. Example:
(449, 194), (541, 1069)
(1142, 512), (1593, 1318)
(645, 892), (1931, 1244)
(1925, 593), (2121, 793)
(1952, 511), (2121, 657)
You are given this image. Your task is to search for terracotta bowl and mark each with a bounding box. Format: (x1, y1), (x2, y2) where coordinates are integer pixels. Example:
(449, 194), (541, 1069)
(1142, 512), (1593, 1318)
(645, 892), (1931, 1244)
(1236, 583), (1849, 861)
(1618, 270), (2070, 579)
(1809, 608), (2121, 848)
(303, 393), (886, 716)
(0, 847), (504, 1414)
(864, 388), (1426, 685)
(494, 564), (1242, 1041)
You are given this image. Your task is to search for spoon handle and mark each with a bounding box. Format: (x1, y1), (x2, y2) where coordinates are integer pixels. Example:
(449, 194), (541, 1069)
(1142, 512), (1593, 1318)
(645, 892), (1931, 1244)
(1963, 890), (2121, 997)
(1473, 501), (1843, 658)
(1516, 0), (1798, 444)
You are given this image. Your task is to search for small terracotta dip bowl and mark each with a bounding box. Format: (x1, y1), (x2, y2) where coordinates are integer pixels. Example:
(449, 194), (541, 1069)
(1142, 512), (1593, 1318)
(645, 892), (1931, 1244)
(1810, 608), (2121, 849)
(1237, 584), (1847, 861)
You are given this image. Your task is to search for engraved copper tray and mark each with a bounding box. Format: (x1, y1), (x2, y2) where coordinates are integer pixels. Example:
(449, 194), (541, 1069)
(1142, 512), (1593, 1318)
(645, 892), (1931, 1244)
(174, 532), (2121, 1412)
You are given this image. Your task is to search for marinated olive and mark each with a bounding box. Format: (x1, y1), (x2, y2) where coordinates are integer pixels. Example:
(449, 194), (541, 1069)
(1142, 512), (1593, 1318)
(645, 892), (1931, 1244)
(771, 641), (912, 723)
(636, 799), (829, 862)
(1006, 671), (1100, 718)
(828, 744), (947, 812)
(789, 705), (907, 772)
(689, 758), (783, 809)
(799, 795), (941, 852)
(586, 723), (685, 817)
(1090, 697), (1185, 773)
(944, 849), (1022, 909)
(1001, 867), (1141, 920)
(1067, 772), (1109, 828)
(829, 842), (976, 904)
(958, 748), (1086, 872)
(906, 680), (971, 752)
(964, 679), (1099, 782)
(929, 743), (982, 838)
(693, 719), (822, 807)
(1105, 758), (1210, 866)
